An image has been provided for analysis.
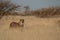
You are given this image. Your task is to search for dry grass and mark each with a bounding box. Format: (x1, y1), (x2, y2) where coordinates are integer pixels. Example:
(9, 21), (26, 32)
(0, 16), (60, 40)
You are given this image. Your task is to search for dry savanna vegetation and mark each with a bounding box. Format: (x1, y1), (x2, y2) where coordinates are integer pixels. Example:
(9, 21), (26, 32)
(0, 0), (60, 40)
(0, 16), (60, 40)
(32, 6), (60, 18)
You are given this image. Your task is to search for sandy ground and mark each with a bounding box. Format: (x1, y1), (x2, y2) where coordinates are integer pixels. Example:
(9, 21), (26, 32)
(0, 16), (60, 40)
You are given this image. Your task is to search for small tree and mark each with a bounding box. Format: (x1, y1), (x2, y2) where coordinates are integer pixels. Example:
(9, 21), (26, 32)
(24, 5), (30, 15)
(0, 0), (21, 19)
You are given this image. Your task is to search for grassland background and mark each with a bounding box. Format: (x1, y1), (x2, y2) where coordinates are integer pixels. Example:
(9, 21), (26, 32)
(0, 16), (60, 40)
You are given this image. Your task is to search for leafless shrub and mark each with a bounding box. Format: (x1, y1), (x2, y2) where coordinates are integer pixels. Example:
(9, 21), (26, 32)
(0, 0), (21, 19)
(31, 6), (60, 18)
